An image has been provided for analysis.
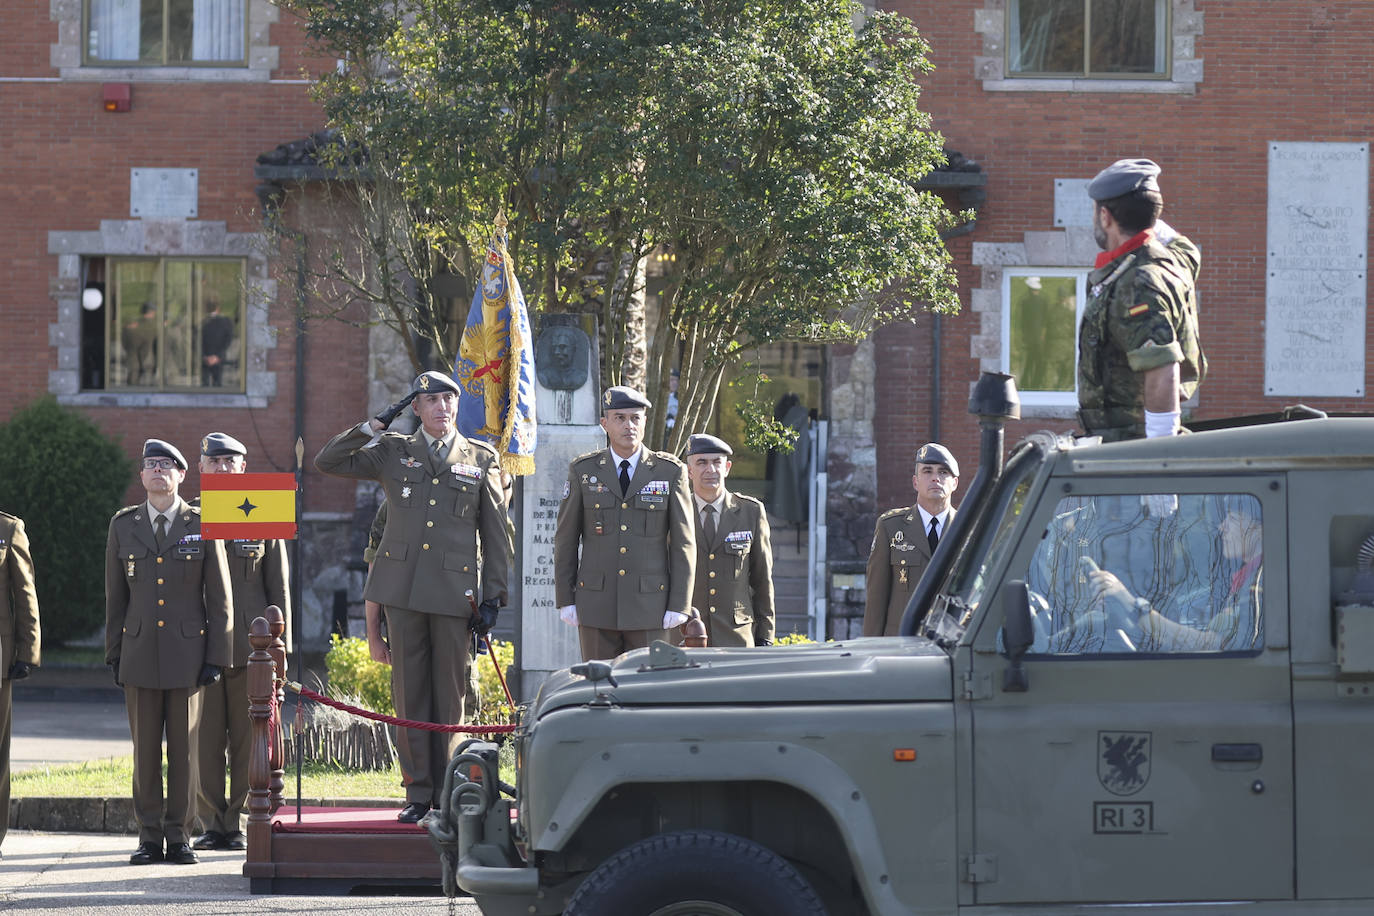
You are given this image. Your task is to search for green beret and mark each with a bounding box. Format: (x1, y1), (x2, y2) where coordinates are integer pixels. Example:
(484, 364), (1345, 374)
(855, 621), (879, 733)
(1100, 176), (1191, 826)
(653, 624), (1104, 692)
(412, 371), (461, 396)
(143, 438), (187, 470)
(915, 442), (959, 477)
(602, 385), (651, 411)
(685, 434), (732, 457)
(200, 432), (246, 457)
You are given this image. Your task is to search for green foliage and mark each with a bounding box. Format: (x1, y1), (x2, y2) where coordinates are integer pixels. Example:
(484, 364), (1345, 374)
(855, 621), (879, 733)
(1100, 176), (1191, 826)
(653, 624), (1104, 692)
(277, 0), (965, 444)
(324, 634), (517, 726)
(0, 397), (135, 645)
(774, 631), (818, 645)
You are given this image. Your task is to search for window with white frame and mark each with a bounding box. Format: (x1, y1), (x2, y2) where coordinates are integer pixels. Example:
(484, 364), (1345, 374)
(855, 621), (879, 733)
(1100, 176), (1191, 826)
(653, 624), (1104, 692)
(85, 0), (246, 66)
(1008, 0), (1168, 79)
(1001, 268), (1087, 407)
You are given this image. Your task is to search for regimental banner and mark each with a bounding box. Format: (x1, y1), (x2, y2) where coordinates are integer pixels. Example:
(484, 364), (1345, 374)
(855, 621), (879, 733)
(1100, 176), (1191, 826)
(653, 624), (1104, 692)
(200, 472), (297, 540)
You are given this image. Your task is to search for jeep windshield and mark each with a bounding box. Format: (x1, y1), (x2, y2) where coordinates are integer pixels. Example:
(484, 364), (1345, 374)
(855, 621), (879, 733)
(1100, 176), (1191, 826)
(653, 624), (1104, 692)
(932, 435), (1049, 642)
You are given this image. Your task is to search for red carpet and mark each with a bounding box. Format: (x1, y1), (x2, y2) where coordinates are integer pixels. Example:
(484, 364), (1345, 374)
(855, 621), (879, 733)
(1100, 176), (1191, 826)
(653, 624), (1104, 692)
(271, 806), (427, 835)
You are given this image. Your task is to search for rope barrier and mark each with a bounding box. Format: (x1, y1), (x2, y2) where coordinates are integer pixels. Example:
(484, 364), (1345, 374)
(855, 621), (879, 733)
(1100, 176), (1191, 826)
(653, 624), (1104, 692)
(286, 682), (517, 735)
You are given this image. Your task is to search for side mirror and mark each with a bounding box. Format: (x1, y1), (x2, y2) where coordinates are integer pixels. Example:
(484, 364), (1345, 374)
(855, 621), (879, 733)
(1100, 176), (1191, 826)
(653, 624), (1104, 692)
(1002, 579), (1032, 693)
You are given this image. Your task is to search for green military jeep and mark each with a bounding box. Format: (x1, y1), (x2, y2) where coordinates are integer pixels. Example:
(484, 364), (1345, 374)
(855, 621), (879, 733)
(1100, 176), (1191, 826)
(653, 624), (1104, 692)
(434, 375), (1374, 915)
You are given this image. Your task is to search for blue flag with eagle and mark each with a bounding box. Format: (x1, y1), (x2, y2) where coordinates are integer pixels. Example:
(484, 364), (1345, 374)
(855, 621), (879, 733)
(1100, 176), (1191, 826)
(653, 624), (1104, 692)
(453, 221), (537, 475)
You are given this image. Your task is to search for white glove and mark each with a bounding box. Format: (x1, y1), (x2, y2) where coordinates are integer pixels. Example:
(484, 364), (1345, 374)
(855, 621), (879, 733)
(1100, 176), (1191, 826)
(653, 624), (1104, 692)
(1143, 493), (1178, 518)
(662, 610), (689, 629)
(1144, 409), (1180, 438)
(558, 605), (578, 625)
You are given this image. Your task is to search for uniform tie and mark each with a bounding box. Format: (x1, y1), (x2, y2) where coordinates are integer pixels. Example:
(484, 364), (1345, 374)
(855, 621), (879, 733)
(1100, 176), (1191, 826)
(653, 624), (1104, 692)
(702, 504), (717, 545)
(619, 459), (631, 496)
(155, 516), (168, 551)
(927, 516), (940, 554)
(432, 438), (446, 461)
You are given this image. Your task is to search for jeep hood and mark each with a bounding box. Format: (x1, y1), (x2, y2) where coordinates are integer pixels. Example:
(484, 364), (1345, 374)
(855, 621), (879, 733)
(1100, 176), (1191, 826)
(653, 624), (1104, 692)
(529, 638), (953, 719)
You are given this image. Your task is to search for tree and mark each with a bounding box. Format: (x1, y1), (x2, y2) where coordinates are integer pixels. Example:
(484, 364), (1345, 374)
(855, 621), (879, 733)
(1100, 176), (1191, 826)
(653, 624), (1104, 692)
(273, 0), (963, 443)
(0, 398), (135, 645)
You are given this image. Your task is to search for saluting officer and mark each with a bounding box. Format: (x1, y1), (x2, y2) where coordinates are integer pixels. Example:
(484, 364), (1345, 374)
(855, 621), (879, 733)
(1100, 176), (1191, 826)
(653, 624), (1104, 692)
(555, 386), (695, 661)
(105, 439), (231, 866)
(863, 443), (960, 637)
(315, 370), (510, 824)
(684, 434), (774, 647)
(192, 432), (289, 852)
(0, 510), (40, 854)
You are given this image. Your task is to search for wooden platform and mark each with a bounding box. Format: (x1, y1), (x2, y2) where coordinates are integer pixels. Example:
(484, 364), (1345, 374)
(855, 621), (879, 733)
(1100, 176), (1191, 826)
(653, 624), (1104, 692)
(244, 805), (443, 895)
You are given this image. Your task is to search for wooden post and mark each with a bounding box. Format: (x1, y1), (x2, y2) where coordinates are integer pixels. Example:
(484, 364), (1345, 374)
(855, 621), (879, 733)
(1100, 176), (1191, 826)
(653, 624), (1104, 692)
(265, 605), (287, 813)
(245, 616), (276, 871)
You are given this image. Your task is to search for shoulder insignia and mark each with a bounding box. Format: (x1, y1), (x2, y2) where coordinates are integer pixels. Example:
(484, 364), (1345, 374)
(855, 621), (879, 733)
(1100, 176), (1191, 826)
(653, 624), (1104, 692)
(114, 505), (140, 519)
(650, 450), (685, 468)
(1128, 303), (1150, 317)
(878, 506), (911, 522)
(735, 493), (765, 509)
(469, 438), (498, 457)
(573, 449), (604, 464)
(188, 505), (203, 515)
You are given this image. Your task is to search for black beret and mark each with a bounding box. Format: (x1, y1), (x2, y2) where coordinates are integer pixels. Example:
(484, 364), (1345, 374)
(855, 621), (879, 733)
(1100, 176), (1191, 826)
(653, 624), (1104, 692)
(200, 432), (246, 457)
(1087, 158), (1161, 201)
(915, 442), (959, 477)
(602, 385), (651, 411)
(412, 371), (461, 396)
(143, 438), (187, 470)
(685, 434), (733, 457)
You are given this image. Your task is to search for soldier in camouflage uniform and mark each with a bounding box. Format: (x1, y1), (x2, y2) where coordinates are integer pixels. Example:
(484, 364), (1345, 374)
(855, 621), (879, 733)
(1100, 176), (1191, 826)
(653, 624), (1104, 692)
(1078, 158), (1206, 442)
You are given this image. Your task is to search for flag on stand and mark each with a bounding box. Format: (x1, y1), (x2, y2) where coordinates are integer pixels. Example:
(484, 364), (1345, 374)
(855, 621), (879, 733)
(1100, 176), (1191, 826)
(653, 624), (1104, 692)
(453, 219), (537, 475)
(200, 473), (298, 540)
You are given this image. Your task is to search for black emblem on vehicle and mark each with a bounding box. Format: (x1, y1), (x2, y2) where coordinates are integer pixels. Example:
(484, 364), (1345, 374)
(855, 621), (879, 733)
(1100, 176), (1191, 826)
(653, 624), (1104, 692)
(1098, 731), (1151, 796)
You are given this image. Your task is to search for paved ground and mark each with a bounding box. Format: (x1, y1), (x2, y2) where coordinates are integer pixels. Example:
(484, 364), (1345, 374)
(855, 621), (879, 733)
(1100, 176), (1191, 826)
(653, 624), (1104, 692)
(0, 831), (481, 914)
(12, 699), (130, 773)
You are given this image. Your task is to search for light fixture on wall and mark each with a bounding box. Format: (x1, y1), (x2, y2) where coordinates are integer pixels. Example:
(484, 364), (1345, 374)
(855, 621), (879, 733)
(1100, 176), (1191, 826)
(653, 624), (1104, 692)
(102, 83), (131, 113)
(82, 283), (104, 311)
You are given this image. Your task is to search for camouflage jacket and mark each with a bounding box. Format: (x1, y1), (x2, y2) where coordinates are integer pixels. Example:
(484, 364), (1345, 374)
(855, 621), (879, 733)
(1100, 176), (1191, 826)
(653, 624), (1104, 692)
(1077, 226), (1205, 441)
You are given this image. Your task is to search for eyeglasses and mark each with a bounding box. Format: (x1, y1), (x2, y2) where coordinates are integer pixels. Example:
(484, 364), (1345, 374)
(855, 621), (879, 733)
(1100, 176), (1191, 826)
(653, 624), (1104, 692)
(142, 458), (178, 471)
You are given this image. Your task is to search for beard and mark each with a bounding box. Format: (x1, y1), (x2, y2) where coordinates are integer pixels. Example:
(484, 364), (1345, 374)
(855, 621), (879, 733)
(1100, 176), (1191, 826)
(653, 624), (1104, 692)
(1093, 216), (1109, 251)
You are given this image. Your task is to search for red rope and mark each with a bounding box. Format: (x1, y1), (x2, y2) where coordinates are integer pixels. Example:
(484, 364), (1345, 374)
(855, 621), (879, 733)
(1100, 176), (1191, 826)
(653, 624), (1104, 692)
(288, 683), (516, 735)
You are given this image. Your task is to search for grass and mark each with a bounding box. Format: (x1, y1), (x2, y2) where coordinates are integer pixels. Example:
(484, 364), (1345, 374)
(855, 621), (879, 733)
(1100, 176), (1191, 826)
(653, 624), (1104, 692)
(14, 756), (406, 800)
(39, 645), (107, 667)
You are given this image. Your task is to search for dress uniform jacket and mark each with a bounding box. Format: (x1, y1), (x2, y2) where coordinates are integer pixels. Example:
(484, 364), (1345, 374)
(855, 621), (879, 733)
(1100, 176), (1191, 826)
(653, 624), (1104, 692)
(1078, 228), (1205, 441)
(104, 498), (232, 685)
(0, 513), (40, 674)
(315, 425), (510, 614)
(691, 492), (775, 647)
(862, 506), (956, 638)
(554, 449), (695, 631)
(0, 512), (40, 848)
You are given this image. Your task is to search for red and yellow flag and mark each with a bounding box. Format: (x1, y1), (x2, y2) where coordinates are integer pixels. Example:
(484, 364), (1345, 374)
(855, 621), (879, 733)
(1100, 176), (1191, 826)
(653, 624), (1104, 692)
(200, 473), (297, 540)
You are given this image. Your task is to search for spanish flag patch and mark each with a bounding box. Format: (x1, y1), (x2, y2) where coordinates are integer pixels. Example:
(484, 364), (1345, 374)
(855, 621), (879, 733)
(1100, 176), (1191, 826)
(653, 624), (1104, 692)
(1128, 303), (1150, 317)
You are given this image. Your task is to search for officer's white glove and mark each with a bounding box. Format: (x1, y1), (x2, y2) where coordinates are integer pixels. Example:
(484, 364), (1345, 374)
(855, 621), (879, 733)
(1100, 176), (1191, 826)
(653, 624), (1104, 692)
(558, 605), (578, 626)
(662, 610), (690, 629)
(1144, 409), (1180, 438)
(1143, 493), (1179, 518)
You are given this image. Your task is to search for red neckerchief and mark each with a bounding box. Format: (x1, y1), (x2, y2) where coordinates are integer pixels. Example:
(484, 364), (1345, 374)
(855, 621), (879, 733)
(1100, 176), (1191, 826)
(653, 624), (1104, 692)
(1230, 555), (1262, 597)
(1094, 228), (1155, 270)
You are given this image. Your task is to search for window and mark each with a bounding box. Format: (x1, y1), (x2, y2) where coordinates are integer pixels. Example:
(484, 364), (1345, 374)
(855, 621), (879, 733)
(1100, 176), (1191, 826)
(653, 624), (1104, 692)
(1001, 268), (1086, 408)
(85, 0), (246, 66)
(82, 257), (245, 392)
(1008, 0), (1168, 79)
(1025, 493), (1264, 655)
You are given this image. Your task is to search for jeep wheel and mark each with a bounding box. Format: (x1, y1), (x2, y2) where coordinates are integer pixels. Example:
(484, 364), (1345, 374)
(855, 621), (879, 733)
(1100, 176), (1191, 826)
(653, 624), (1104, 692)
(563, 829), (827, 916)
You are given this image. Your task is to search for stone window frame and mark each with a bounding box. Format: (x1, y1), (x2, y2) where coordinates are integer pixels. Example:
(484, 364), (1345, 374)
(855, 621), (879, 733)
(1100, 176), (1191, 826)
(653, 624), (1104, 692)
(974, 0), (1204, 95)
(49, 220), (279, 409)
(50, 0), (280, 81)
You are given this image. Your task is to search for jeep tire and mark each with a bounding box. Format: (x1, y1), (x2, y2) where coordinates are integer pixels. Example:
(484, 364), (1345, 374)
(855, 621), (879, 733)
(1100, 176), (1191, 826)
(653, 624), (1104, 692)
(563, 829), (827, 916)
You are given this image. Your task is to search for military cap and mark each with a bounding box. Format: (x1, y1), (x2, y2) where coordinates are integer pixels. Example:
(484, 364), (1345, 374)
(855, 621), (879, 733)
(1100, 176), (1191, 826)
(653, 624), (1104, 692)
(914, 442), (959, 477)
(602, 385), (652, 411)
(685, 433), (733, 457)
(143, 438), (187, 470)
(412, 370), (461, 396)
(200, 432), (246, 457)
(1087, 158), (1161, 201)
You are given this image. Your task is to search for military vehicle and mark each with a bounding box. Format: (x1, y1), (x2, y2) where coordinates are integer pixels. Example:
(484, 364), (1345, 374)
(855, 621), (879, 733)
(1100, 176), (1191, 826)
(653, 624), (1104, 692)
(432, 373), (1374, 914)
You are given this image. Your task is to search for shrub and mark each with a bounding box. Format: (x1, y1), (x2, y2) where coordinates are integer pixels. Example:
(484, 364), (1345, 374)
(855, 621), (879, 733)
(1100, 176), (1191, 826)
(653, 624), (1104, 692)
(325, 634), (517, 726)
(774, 632), (817, 645)
(0, 397), (135, 645)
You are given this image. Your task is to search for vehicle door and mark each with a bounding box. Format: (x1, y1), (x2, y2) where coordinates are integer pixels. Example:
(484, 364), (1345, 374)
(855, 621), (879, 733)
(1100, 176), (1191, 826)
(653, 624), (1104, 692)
(963, 479), (1292, 904)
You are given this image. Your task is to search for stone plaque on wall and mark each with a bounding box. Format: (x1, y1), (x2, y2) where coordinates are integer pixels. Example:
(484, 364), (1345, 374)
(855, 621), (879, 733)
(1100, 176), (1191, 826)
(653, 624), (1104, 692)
(1264, 142), (1368, 397)
(130, 168), (199, 219)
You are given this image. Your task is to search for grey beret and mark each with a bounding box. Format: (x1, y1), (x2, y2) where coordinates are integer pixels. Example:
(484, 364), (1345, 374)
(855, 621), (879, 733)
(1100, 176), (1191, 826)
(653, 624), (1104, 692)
(685, 434), (733, 457)
(602, 385), (652, 411)
(1087, 158), (1161, 201)
(412, 370), (461, 396)
(915, 442), (959, 477)
(200, 432), (246, 457)
(143, 438), (187, 470)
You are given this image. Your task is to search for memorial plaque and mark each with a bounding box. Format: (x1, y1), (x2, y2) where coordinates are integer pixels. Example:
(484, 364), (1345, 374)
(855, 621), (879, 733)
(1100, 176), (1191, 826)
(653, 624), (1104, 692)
(1054, 178), (1093, 228)
(130, 168), (199, 219)
(1265, 142), (1367, 396)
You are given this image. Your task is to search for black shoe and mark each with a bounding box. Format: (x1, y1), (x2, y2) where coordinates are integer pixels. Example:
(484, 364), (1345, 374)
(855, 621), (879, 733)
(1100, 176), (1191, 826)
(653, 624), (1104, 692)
(224, 831), (247, 850)
(130, 841), (164, 865)
(397, 802), (429, 824)
(165, 842), (198, 865)
(192, 830), (226, 850)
